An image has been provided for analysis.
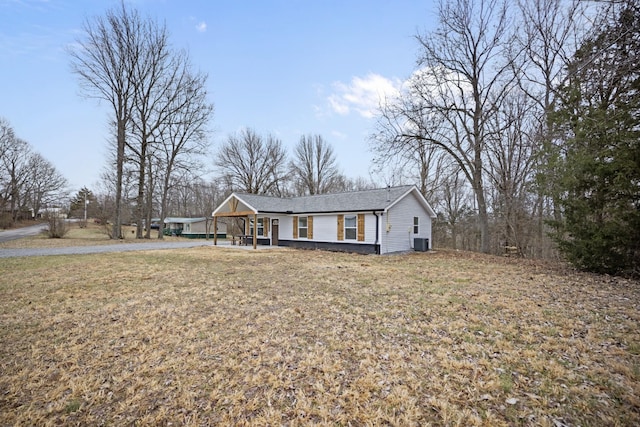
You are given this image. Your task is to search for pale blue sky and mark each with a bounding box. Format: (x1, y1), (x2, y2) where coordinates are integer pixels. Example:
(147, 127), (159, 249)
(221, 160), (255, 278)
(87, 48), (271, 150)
(0, 0), (436, 191)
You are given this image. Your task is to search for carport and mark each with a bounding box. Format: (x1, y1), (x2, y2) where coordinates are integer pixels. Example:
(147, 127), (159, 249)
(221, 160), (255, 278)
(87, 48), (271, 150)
(212, 194), (259, 250)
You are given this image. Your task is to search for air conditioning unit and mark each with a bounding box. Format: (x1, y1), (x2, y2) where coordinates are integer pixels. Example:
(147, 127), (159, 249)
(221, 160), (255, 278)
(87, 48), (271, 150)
(414, 238), (429, 252)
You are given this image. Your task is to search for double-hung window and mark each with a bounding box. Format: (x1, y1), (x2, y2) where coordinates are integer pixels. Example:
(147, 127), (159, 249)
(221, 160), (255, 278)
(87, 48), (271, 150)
(249, 218), (264, 236)
(298, 216), (308, 238)
(344, 215), (357, 240)
(413, 216), (419, 234)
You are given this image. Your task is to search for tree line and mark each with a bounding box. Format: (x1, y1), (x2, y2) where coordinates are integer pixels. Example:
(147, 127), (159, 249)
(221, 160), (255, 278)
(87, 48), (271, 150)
(0, 118), (68, 228)
(66, 129), (373, 235)
(370, 0), (639, 275)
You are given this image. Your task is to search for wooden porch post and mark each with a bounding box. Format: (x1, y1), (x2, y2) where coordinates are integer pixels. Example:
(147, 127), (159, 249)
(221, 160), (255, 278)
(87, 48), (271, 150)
(253, 214), (257, 249)
(213, 216), (218, 246)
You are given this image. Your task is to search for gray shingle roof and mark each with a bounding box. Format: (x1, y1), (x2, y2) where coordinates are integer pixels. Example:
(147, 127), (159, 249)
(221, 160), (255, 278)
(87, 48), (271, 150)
(235, 185), (419, 214)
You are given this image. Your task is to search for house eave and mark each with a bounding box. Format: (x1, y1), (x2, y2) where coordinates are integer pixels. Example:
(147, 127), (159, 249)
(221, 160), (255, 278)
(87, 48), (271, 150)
(283, 209), (386, 215)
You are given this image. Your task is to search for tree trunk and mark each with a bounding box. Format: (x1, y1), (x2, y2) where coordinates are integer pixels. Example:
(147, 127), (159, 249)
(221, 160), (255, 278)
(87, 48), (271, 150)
(112, 119), (125, 240)
(135, 137), (147, 239)
(473, 164), (490, 253)
(451, 223), (458, 250)
(144, 153), (154, 239)
(157, 173), (171, 240)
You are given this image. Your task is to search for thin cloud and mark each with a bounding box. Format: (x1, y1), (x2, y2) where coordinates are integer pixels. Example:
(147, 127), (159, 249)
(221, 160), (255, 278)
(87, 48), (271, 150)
(327, 73), (402, 119)
(188, 16), (207, 33)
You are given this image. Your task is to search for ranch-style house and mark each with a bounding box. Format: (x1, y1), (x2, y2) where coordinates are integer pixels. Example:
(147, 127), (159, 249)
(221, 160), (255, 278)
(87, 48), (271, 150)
(212, 185), (436, 254)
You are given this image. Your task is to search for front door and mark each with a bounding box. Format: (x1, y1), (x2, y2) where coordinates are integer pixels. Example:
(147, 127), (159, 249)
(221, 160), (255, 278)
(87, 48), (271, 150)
(271, 219), (279, 246)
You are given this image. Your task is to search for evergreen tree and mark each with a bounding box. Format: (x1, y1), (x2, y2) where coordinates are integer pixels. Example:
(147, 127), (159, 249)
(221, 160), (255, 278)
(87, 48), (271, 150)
(69, 187), (96, 220)
(550, 1), (640, 275)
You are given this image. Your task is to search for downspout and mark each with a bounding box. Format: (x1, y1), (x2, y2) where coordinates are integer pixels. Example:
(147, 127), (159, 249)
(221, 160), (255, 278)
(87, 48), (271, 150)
(373, 211), (380, 255)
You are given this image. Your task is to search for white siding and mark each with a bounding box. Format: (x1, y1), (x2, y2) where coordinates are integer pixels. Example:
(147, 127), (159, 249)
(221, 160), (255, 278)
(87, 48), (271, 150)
(189, 221), (207, 234)
(381, 192), (432, 254)
(279, 216), (294, 240)
(278, 213), (378, 244)
(312, 214), (337, 241)
(175, 220), (207, 235)
(317, 213), (377, 244)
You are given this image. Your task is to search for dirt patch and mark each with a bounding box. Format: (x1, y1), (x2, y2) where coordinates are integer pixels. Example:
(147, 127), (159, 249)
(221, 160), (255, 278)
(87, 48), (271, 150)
(0, 248), (638, 425)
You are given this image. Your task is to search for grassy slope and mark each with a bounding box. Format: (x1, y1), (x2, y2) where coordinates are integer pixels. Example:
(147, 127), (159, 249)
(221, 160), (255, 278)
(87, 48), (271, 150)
(0, 248), (638, 426)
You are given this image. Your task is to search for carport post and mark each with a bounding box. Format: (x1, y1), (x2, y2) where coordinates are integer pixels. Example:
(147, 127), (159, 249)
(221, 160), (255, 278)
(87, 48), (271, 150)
(253, 214), (257, 249)
(213, 216), (217, 246)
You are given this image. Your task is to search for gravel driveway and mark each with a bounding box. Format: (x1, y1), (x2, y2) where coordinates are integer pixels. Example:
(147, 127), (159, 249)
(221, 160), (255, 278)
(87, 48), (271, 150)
(0, 241), (217, 258)
(0, 240), (280, 258)
(0, 224), (48, 243)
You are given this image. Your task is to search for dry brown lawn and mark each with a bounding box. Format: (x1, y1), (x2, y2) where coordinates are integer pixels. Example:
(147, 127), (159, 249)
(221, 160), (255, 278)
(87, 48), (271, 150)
(0, 246), (638, 426)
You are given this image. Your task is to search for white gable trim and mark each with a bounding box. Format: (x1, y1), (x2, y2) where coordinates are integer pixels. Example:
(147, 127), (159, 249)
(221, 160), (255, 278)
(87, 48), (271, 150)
(384, 186), (436, 218)
(212, 193), (258, 216)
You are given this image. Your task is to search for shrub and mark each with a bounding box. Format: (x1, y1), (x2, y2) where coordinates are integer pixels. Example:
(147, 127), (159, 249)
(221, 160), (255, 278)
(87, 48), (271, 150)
(44, 213), (69, 238)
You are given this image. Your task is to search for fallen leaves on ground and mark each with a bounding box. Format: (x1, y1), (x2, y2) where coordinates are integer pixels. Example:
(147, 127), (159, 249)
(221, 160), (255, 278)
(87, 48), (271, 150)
(0, 248), (638, 426)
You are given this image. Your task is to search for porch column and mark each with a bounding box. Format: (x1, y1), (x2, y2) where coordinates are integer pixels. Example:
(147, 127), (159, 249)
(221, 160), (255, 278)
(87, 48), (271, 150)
(213, 216), (217, 246)
(253, 213), (257, 250)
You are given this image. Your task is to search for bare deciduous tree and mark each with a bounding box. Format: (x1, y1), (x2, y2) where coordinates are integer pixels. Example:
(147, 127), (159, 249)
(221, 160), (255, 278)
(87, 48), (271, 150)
(371, 100), (447, 203)
(69, 1), (139, 239)
(129, 43), (204, 238)
(126, 16), (173, 239)
(485, 91), (537, 254)
(0, 118), (17, 224)
(515, 0), (587, 114)
(215, 128), (287, 195)
(0, 118), (69, 226)
(152, 70), (213, 238)
(433, 166), (475, 250)
(290, 135), (341, 195)
(70, 2), (214, 239)
(415, 0), (515, 253)
(373, 0), (514, 253)
(24, 152), (69, 219)
(513, 0), (590, 257)
(0, 134), (31, 222)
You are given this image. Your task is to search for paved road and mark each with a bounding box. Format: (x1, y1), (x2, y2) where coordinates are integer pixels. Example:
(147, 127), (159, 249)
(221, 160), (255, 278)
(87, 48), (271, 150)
(0, 224), (48, 243)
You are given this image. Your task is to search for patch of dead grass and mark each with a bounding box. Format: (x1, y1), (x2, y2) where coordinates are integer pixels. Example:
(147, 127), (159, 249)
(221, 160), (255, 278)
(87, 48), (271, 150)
(0, 248), (638, 425)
